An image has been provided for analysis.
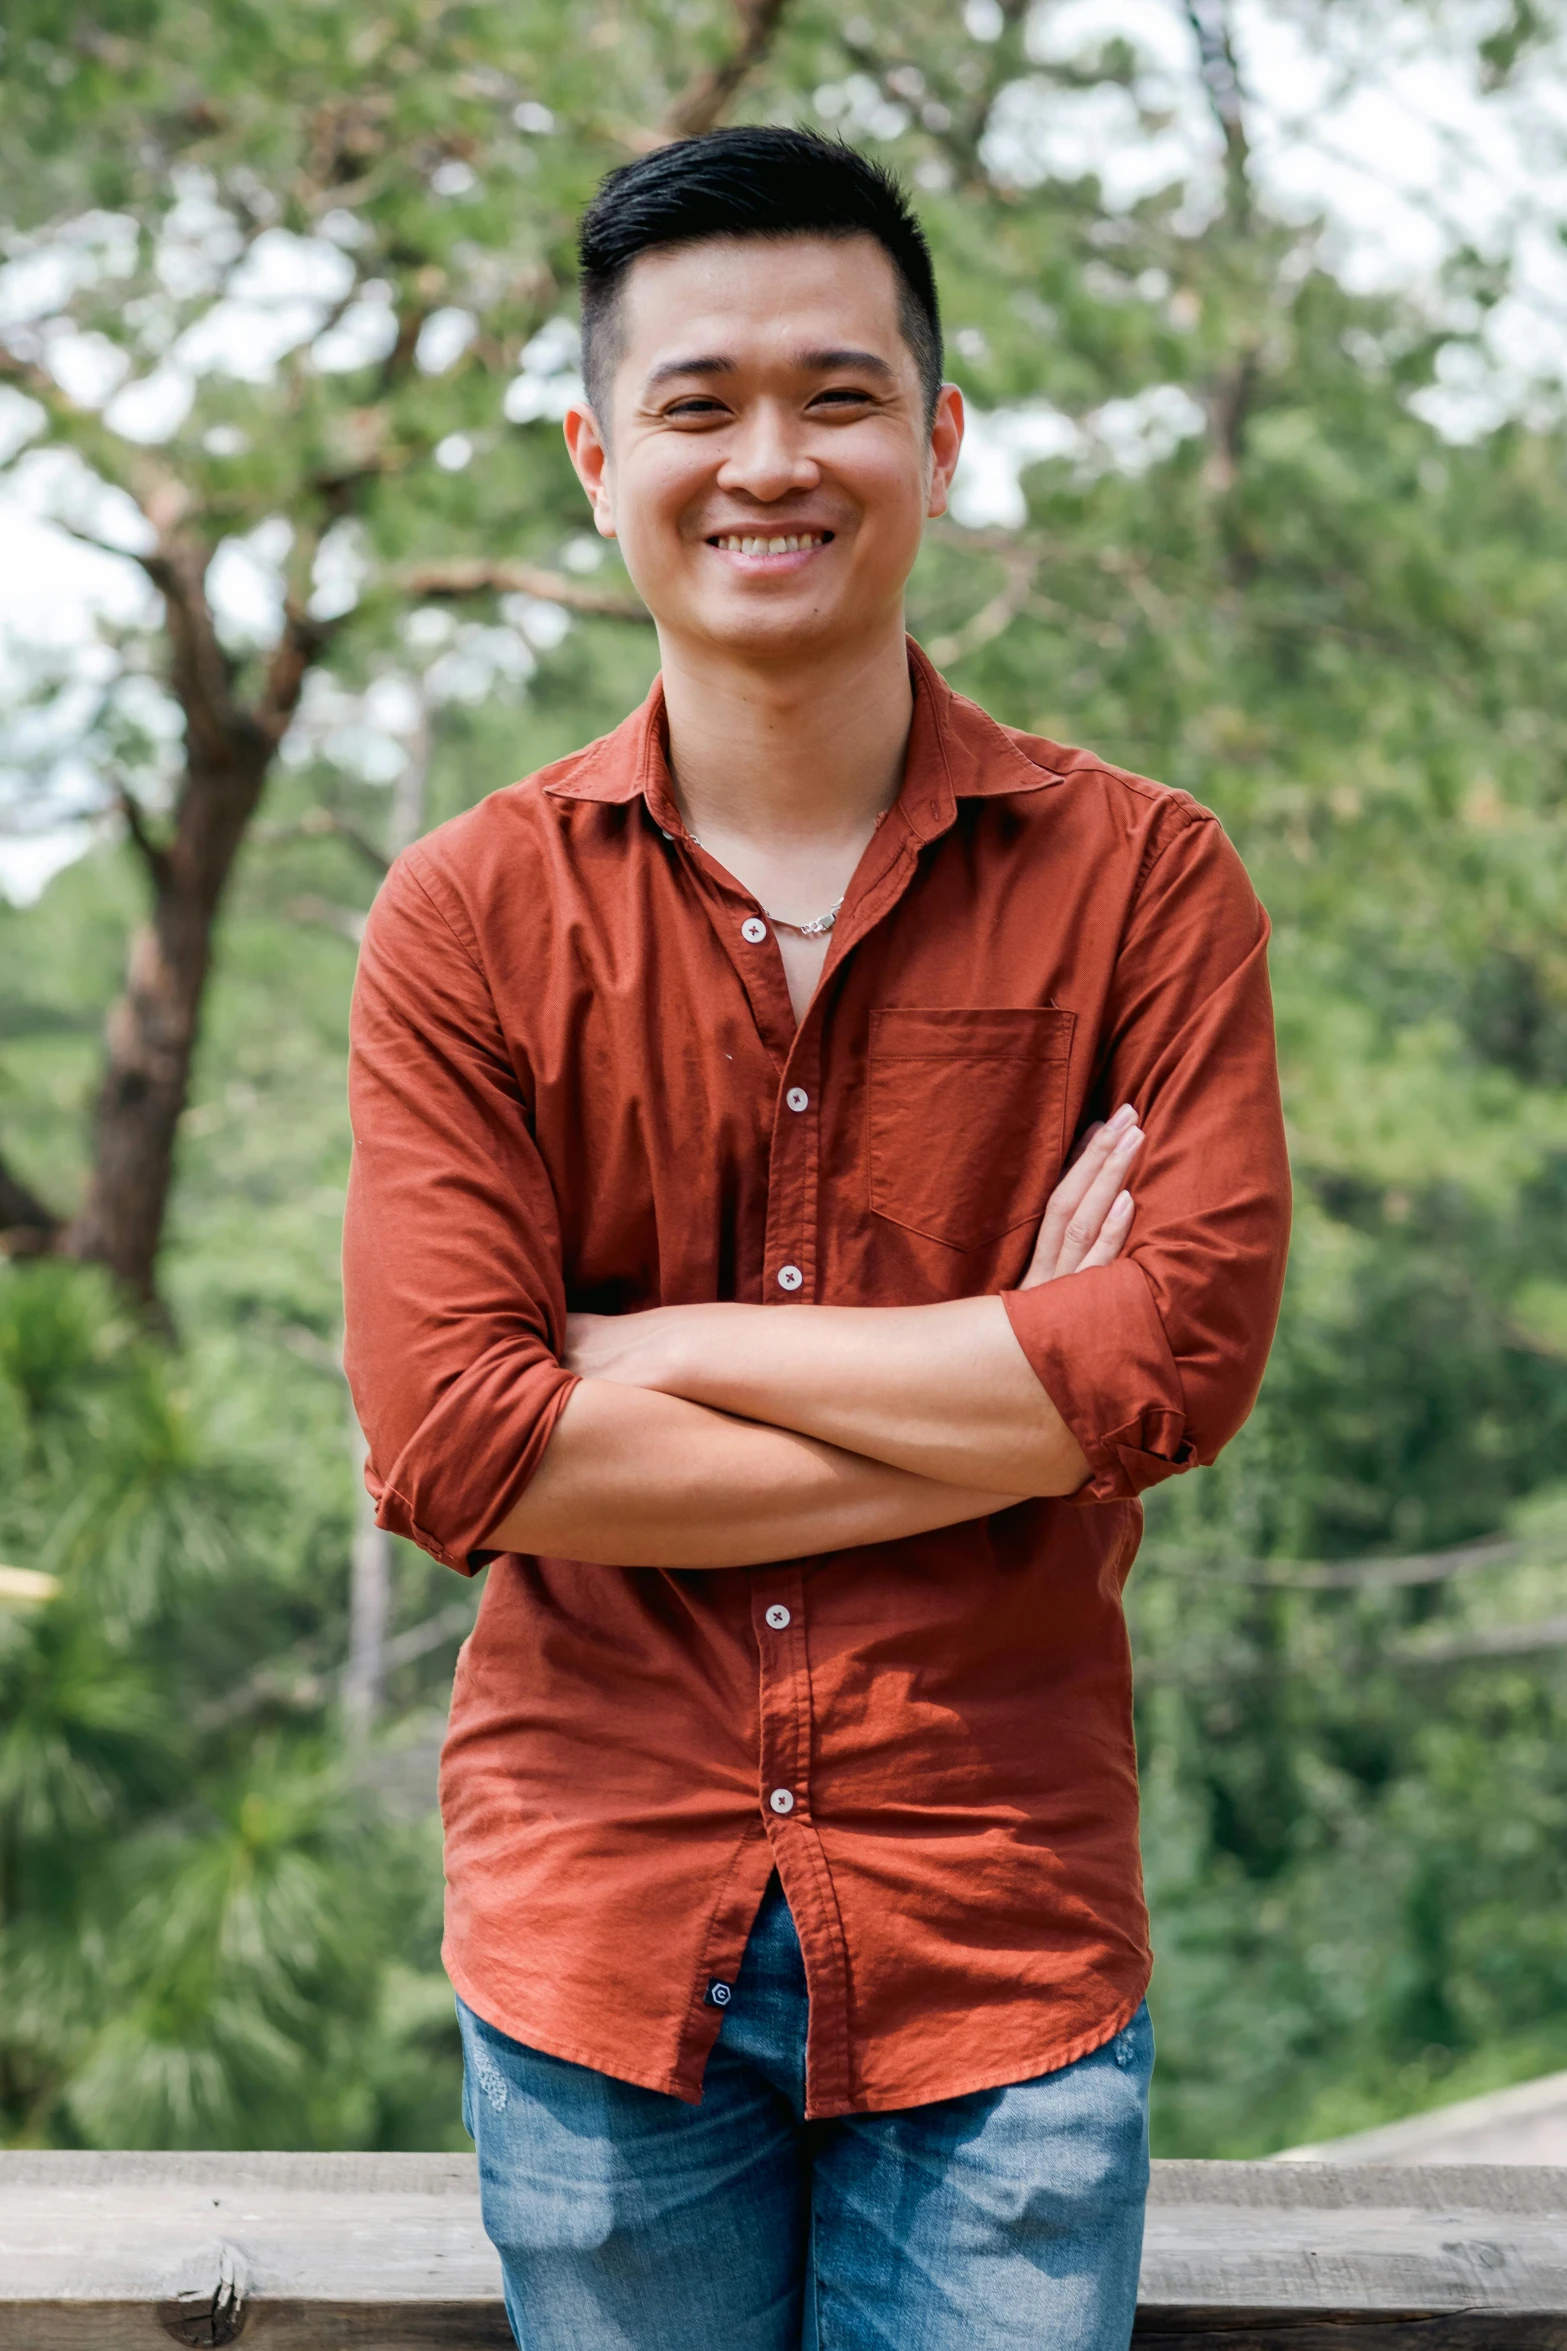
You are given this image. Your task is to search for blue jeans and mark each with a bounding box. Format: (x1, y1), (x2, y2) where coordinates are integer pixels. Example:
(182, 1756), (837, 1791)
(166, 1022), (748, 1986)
(459, 1874), (1151, 2351)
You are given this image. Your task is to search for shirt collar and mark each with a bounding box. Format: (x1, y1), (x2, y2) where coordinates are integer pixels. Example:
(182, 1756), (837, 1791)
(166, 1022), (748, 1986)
(541, 638), (1063, 835)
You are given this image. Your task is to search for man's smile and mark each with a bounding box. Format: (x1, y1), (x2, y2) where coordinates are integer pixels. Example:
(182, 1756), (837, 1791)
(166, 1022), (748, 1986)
(704, 527), (836, 568)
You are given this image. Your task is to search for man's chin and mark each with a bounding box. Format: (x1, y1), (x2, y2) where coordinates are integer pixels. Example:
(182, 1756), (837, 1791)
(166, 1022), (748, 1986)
(663, 594), (875, 662)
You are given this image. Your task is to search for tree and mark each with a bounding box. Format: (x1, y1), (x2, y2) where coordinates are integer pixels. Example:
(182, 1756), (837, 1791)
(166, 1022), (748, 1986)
(10, 0), (1559, 1333)
(0, 0), (751, 1307)
(5, 0), (1567, 2154)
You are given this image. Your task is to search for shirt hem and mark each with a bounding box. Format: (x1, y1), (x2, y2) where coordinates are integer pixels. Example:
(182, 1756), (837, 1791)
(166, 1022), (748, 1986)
(446, 1941), (1151, 2118)
(443, 1945), (706, 2105)
(803, 1968), (1154, 2120)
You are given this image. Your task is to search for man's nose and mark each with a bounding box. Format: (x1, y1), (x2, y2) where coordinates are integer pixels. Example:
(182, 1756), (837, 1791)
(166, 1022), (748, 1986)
(714, 404), (820, 502)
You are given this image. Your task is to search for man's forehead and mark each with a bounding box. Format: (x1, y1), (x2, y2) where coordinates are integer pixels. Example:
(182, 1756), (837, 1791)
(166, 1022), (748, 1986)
(618, 234), (906, 363)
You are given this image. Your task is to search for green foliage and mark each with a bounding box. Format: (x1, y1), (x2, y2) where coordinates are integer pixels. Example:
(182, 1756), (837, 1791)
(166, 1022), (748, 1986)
(2, 0), (1567, 2155)
(0, 1261), (464, 2149)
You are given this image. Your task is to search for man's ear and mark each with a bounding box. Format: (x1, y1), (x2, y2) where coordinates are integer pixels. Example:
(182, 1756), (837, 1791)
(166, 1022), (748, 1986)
(564, 404), (617, 538)
(925, 383), (965, 521)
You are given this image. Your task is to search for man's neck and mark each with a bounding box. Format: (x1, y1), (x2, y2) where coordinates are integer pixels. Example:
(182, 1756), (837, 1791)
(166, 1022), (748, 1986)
(657, 616), (913, 854)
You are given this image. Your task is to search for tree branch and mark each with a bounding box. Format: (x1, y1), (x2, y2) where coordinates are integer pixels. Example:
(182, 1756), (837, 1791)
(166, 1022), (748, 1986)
(34, 514), (151, 572)
(141, 538), (245, 771)
(286, 893), (367, 944)
(302, 807), (389, 874)
(0, 1148), (64, 1257)
(924, 550), (1038, 670)
(1183, 0), (1252, 234)
(1393, 1612), (1567, 1671)
(397, 557), (651, 622)
(0, 339), (191, 527)
(1137, 1610), (1567, 1693)
(846, 0), (1028, 194)
(659, 0), (792, 140)
(115, 783), (174, 891)
(1179, 5), (1262, 581)
(1146, 1533), (1525, 1592)
(255, 601), (336, 748)
(192, 1594), (478, 1730)
(258, 807), (389, 876)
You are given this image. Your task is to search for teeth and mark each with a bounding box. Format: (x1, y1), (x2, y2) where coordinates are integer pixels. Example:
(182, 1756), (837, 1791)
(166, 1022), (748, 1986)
(713, 533), (825, 553)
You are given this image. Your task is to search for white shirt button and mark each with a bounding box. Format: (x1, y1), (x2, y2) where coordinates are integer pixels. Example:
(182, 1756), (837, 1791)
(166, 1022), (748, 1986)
(740, 916), (768, 944)
(765, 1604), (791, 1630)
(785, 1087), (809, 1113)
(769, 1788), (795, 1815)
(776, 1264), (803, 1292)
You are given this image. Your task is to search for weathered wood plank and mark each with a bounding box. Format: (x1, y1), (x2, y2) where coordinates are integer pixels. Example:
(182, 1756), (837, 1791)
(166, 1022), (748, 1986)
(2, 2154), (1565, 2348)
(1134, 2320), (1567, 2348)
(1140, 2162), (1567, 2316)
(18, 2310), (1558, 2351)
(0, 2153), (504, 2347)
(0, 2152), (479, 2193)
(0, 2303), (516, 2350)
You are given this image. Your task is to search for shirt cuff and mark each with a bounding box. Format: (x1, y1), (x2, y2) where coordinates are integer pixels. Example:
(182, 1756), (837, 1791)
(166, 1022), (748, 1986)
(368, 1361), (581, 1569)
(1002, 1261), (1196, 1502)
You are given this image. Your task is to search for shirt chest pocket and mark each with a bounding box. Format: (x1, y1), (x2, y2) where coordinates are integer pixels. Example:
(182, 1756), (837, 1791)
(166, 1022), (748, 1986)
(867, 1006), (1075, 1253)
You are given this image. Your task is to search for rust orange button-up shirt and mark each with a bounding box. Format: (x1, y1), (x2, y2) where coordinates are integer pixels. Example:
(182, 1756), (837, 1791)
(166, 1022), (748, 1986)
(343, 643), (1289, 2119)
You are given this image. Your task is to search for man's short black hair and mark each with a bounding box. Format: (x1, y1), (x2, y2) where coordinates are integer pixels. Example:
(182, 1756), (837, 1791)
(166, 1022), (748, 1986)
(577, 127), (944, 427)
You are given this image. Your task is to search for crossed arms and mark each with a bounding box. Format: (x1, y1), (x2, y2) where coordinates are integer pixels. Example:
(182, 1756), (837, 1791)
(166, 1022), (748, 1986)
(484, 1112), (1144, 1568)
(342, 809), (1292, 1579)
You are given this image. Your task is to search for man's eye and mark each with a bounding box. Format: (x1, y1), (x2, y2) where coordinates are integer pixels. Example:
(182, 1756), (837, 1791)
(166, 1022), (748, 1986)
(666, 398), (728, 419)
(812, 388), (875, 408)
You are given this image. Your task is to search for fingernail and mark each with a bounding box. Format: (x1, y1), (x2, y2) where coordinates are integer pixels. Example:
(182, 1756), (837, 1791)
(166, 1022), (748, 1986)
(1108, 1103), (1137, 1132)
(1112, 1189), (1133, 1215)
(1116, 1126), (1144, 1154)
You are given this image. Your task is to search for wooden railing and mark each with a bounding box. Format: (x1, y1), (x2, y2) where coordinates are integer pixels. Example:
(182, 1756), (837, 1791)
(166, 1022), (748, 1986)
(2, 2151), (1564, 2347)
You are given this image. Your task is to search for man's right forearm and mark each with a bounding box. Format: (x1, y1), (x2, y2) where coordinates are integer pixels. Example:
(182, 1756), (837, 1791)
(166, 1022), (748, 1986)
(483, 1379), (1020, 1568)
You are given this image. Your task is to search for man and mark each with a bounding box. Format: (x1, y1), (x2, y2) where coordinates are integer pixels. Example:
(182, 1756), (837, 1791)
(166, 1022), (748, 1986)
(344, 127), (1289, 2351)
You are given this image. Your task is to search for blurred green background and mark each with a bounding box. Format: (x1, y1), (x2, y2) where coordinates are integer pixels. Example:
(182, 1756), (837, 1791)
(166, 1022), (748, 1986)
(2, 0), (1567, 2155)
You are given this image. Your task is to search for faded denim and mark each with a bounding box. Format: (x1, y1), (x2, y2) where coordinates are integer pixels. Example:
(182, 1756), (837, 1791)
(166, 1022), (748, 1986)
(459, 1874), (1151, 2351)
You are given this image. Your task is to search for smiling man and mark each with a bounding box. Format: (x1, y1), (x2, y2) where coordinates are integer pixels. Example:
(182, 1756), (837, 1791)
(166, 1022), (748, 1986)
(343, 129), (1290, 2351)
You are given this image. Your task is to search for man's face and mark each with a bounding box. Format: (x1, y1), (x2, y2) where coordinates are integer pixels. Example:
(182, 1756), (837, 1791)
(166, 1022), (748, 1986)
(564, 234), (963, 661)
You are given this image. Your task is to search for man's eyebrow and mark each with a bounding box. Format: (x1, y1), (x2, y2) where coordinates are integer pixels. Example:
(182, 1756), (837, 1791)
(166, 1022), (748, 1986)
(796, 348), (896, 378)
(644, 354), (738, 389)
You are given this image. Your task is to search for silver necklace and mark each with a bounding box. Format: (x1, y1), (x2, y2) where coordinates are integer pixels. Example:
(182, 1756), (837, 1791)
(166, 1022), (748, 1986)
(687, 835), (844, 938)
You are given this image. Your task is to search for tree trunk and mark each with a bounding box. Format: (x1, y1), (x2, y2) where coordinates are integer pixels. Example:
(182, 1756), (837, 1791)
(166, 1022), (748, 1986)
(0, 725), (283, 1308)
(69, 733), (274, 1311)
(53, 521), (326, 1314)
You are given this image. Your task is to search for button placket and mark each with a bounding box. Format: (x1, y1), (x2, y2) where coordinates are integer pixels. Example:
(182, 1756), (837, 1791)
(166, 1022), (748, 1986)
(669, 827), (800, 1071)
(751, 1558), (860, 2115)
(686, 897), (813, 1288)
(763, 824), (931, 1299)
(754, 1571), (807, 1841)
(763, 1020), (824, 1306)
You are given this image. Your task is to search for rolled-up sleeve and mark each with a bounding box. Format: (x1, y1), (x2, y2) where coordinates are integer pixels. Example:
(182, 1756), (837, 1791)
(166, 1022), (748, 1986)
(1002, 804), (1290, 1502)
(342, 851), (578, 1570)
